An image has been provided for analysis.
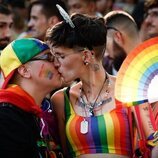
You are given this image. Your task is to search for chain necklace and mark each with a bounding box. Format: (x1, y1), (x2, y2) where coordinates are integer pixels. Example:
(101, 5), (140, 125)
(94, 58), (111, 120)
(78, 74), (111, 117)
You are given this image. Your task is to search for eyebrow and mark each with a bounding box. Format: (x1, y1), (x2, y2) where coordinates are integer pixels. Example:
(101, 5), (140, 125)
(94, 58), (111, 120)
(51, 50), (64, 55)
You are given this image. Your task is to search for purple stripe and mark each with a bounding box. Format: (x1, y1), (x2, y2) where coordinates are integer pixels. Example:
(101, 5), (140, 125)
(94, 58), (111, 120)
(121, 108), (132, 152)
(85, 117), (96, 153)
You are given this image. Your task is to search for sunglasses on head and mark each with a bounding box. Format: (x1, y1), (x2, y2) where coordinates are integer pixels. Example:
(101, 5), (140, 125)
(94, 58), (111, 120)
(30, 53), (54, 62)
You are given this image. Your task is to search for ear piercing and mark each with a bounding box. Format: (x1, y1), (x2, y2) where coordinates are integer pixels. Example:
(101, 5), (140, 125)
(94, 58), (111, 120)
(84, 61), (89, 65)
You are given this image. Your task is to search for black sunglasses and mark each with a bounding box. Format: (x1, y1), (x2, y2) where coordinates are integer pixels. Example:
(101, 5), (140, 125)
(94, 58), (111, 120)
(30, 53), (54, 62)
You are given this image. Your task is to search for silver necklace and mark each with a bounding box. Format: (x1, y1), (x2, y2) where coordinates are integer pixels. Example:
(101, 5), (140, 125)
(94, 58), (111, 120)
(79, 96), (112, 116)
(79, 74), (110, 134)
(78, 76), (110, 116)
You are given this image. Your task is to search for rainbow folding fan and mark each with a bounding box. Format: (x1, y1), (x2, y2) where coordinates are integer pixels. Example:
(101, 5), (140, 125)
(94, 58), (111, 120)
(115, 37), (158, 106)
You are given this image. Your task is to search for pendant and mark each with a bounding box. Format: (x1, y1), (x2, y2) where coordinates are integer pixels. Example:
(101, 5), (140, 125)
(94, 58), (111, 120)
(80, 119), (88, 134)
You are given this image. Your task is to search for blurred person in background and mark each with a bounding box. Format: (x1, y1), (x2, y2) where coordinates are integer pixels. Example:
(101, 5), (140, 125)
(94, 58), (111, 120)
(141, 0), (158, 41)
(96, 0), (115, 16)
(2, 0), (28, 40)
(18, 0), (67, 41)
(0, 4), (13, 51)
(0, 4), (13, 88)
(113, 0), (138, 14)
(103, 10), (141, 75)
(67, 0), (102, 17)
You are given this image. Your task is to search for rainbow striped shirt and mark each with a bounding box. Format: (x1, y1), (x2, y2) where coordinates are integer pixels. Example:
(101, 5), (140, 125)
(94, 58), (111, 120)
(64, 90), (132, 157)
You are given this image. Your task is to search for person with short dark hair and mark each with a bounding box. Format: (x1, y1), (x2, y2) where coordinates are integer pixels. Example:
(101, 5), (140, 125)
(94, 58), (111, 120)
(46, 12), (157, 158)
(103, 10), (141, 75)
(18, 0), (67, 41)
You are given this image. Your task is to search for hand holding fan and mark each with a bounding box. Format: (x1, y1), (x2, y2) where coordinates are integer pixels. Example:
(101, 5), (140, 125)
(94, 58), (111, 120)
(115, 37), (158, 106)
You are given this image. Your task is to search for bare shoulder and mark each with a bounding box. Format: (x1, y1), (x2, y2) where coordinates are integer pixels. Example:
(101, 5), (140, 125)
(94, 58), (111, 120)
(62, 82), (81, 108)
(51, 87), (67, 118)
(50, 83), (81, 114)
(51, 88), (65, 102)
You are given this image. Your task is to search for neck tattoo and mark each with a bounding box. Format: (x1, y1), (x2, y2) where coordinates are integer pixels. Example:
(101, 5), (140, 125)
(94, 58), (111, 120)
(78, 74), (111, 117)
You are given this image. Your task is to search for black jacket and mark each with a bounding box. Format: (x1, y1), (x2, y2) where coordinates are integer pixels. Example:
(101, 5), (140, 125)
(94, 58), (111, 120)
(0, 103), (40, 158)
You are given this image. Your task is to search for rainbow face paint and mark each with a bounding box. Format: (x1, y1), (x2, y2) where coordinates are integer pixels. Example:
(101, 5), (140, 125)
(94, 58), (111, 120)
(39, 64), (54, 80)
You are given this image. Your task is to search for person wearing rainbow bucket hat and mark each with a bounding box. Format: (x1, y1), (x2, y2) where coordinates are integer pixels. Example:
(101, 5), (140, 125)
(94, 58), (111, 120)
(0, 38), (62, 158)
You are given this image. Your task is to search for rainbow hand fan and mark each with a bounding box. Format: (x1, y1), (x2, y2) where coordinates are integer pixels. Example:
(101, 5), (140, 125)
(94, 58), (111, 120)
(115, 37), (158, 106)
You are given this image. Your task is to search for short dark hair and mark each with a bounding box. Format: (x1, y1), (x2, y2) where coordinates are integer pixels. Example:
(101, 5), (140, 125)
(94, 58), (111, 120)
(104, 10), (137, 28)
(29, 0), (67, 21)
(46, 14), (107, 59)
(104, 11), (138, 37)
(0, 4), (12, 15)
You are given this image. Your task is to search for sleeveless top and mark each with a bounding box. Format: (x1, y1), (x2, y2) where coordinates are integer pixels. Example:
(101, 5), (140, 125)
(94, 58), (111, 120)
(64, 88), (132, 158)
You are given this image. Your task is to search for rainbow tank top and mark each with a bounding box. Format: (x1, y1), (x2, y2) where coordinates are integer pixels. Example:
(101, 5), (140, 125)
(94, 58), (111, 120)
(64, 89), (132, 158)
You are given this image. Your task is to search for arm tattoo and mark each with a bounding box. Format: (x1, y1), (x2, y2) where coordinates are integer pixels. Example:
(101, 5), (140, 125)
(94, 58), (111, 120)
(148, 120), (154, 130)
(143, 106), (149, 111)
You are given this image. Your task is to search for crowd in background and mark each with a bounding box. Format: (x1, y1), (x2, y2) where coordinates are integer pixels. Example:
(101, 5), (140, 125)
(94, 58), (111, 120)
(0, 0), (158, 158)
(0, 0), (147, 44)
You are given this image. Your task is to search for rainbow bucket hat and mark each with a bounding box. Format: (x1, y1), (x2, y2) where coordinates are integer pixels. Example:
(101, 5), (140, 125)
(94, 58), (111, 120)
(0, 38), (49, 89)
